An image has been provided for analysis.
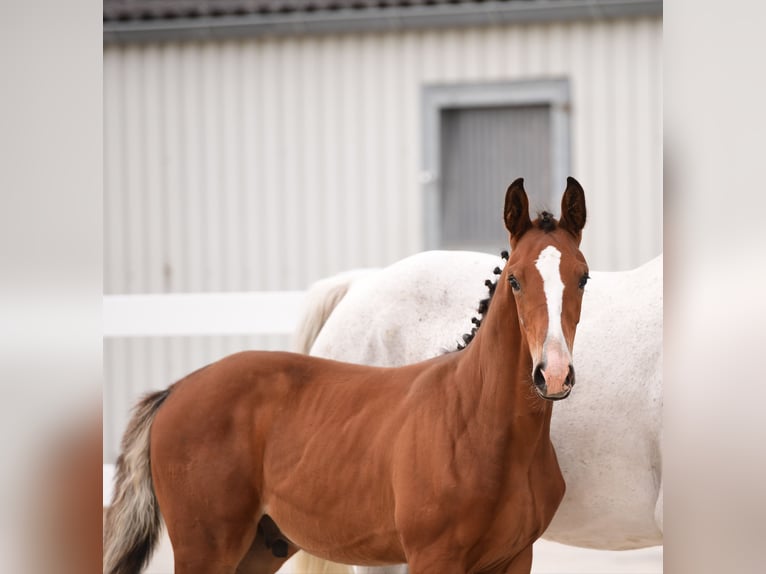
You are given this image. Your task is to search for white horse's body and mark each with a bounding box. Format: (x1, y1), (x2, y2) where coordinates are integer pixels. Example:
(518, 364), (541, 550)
(289, 250), (662, 573)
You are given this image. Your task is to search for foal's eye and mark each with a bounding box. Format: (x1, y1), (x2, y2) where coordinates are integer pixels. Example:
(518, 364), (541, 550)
(509, 275), (521, 291)
(578, 273), (590, 289)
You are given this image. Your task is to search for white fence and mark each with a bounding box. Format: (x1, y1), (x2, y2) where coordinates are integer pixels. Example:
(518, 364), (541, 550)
(103, 290), (307, 504)
(104, 291), (306, 337)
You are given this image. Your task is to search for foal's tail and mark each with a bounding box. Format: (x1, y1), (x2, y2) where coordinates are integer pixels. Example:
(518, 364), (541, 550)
(291, 269), (372, 354)
(103, 389), (171, 574)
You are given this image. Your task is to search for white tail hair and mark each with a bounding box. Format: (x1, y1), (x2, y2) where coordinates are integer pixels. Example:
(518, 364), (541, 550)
(291, 269), (372, 354)
(103, 389), (171, 574)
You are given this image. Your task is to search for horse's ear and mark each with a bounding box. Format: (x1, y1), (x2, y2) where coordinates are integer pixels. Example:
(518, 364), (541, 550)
(504, 178), (532, 241)
(559, 177), (587, 240)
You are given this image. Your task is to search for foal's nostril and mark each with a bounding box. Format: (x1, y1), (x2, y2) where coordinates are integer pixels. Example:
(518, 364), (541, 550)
(565, 365), (575, 388)
(534, 364), (546, 390)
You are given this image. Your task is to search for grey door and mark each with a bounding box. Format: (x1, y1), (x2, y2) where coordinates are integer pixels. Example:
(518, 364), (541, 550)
(422, 79), (571, 254)
(440, 104), (552, 254)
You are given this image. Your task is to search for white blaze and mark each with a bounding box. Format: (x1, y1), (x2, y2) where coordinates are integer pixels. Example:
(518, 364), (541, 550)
(535, 245), (569, 354)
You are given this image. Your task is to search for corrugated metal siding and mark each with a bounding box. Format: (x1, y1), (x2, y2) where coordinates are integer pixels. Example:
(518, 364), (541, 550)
(104, 18), (662, 461)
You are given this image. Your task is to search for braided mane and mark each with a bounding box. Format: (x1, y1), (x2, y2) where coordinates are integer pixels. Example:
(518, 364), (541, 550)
(455, 250), (508, 351)
(455, 210), (560, 351)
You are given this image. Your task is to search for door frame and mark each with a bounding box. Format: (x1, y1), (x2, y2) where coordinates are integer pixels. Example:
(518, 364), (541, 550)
(421, 78), (571, 249)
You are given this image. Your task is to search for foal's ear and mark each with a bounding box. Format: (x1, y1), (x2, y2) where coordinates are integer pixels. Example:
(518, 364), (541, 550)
(504, 178), (532, 241)
(559, 177), (587, 241)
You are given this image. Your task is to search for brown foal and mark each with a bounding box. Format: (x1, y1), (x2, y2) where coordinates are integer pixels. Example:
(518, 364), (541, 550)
(104, 178), (589, 574)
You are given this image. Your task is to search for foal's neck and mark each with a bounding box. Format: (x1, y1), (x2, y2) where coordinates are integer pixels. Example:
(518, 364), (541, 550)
(457, 274), (553, 433)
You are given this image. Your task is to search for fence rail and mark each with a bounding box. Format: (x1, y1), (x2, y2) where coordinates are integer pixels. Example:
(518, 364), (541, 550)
(104, 291), (306, 337)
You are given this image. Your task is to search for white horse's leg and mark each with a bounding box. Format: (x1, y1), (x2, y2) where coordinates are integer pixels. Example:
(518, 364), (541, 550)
(282, 551), (354, 574)
(653, 426), (664, 534)
(285, 555), (406, 574)
(353, 567), (408, 574)
(654, 478), (664, 533)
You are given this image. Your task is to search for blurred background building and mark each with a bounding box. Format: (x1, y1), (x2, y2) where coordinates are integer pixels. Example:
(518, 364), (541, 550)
(104, 0), (662, 462)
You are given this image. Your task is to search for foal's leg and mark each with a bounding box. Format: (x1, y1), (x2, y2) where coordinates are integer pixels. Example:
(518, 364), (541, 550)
(406, 549), (467, 574)
(155, 474), (263, 573)
(502, 545), (533, 574)
(170, 530), (257, 573)
(167, 517), (260, 574)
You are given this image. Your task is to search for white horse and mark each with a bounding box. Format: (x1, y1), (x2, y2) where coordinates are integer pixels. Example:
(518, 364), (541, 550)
(287, 250), (662, 574)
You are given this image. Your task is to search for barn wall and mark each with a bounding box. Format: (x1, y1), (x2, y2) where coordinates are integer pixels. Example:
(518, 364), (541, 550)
(103, 17), (662, 461)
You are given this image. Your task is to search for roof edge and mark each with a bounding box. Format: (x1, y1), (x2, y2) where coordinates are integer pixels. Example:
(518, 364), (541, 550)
(104, 0), (662, 45)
